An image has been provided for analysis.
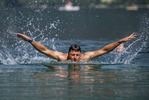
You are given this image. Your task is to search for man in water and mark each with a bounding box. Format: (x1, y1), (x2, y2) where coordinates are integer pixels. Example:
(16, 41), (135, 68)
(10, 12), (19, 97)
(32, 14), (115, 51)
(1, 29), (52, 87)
(16, 33), (136, 62)
(115, 43), (126, 53)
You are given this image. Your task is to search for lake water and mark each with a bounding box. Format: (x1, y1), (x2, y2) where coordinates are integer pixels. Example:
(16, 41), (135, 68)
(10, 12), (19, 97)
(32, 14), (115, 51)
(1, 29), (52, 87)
(0, 7), (149, 100)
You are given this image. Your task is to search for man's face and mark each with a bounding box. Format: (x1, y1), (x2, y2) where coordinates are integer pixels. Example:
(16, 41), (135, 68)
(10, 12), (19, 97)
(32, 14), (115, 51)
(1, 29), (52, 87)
(68, 50), (81, 62)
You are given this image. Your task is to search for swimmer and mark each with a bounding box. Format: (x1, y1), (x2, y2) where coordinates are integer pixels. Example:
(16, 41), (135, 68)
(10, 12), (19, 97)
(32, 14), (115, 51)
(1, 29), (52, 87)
(16, 33), (136, 62)
(115, 43), (125, 53)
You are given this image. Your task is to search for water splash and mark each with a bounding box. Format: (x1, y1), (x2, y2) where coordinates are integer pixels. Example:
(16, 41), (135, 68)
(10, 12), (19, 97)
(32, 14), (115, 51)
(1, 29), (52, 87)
(0, 8), (148, 65)
(112, 14), (149, 64)
(0, 8), (60, 65)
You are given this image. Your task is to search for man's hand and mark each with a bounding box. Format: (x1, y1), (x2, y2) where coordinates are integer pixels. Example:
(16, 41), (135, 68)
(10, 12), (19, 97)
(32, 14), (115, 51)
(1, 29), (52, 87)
(118, 33), (136, 43)
(16, 33), (31, 41)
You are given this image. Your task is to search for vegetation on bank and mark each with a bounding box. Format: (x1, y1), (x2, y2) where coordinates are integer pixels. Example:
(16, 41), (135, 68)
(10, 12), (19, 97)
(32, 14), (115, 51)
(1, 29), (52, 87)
(0, 0), (149, 7)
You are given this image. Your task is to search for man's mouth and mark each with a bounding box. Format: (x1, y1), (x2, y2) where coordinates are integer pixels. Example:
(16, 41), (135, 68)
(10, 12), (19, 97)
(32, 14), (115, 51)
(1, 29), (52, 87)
(73, 59), (77, 62)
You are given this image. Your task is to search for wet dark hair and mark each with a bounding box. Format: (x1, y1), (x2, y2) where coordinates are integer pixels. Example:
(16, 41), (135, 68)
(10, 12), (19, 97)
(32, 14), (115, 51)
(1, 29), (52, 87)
(68, 44), (81, 52)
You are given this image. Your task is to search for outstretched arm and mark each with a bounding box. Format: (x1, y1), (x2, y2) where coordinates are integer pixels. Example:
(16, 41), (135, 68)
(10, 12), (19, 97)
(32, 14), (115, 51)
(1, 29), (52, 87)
(16, 33), (63, 60)
(85, 33), (136, 59)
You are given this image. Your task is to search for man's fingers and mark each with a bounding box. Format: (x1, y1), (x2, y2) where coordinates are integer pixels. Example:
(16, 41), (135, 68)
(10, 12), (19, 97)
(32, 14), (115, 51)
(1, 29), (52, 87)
(16, 33), (21, 35)
(132, 32), (135, 35)
(16, 33), (22, 37)
(130, 32), (136, 39)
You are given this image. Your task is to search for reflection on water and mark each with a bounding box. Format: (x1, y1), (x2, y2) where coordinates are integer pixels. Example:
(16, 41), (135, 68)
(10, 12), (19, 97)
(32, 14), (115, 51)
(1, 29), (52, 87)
(0, 64), (148, 100)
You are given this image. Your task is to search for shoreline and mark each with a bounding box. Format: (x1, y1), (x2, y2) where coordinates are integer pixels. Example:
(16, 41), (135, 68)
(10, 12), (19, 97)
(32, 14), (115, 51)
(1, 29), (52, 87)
(94, 4), (149, 9)
(1, 4), (149, 9)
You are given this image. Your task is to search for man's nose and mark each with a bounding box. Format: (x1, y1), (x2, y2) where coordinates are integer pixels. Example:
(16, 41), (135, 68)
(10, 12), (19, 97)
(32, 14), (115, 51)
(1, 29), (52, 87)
(74, 55), (77, 58)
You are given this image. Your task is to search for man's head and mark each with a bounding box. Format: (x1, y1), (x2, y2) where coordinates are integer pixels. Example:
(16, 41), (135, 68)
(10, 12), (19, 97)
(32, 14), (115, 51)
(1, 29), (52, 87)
(68, 44), (81, 62)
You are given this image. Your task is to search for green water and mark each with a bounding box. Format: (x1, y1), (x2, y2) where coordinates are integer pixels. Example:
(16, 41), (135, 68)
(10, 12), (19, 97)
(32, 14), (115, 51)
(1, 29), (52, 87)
(0, 64), (149, 100)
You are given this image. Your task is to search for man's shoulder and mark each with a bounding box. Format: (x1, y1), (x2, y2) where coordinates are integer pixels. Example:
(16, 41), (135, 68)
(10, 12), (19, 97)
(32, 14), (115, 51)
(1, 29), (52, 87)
(81, 52), (94, 59)
(84, 51), (94, 55)
(55, 51), (68, 55)
(55, 52), (68, 61)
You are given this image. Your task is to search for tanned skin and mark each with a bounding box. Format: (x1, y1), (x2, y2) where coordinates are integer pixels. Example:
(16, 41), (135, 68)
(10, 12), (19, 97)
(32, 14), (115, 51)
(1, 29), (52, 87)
(16, 33), (136, 62)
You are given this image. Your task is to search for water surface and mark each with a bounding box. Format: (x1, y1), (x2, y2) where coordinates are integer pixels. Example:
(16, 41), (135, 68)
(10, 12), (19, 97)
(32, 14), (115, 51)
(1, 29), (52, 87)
(0, 7), (149, 100)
